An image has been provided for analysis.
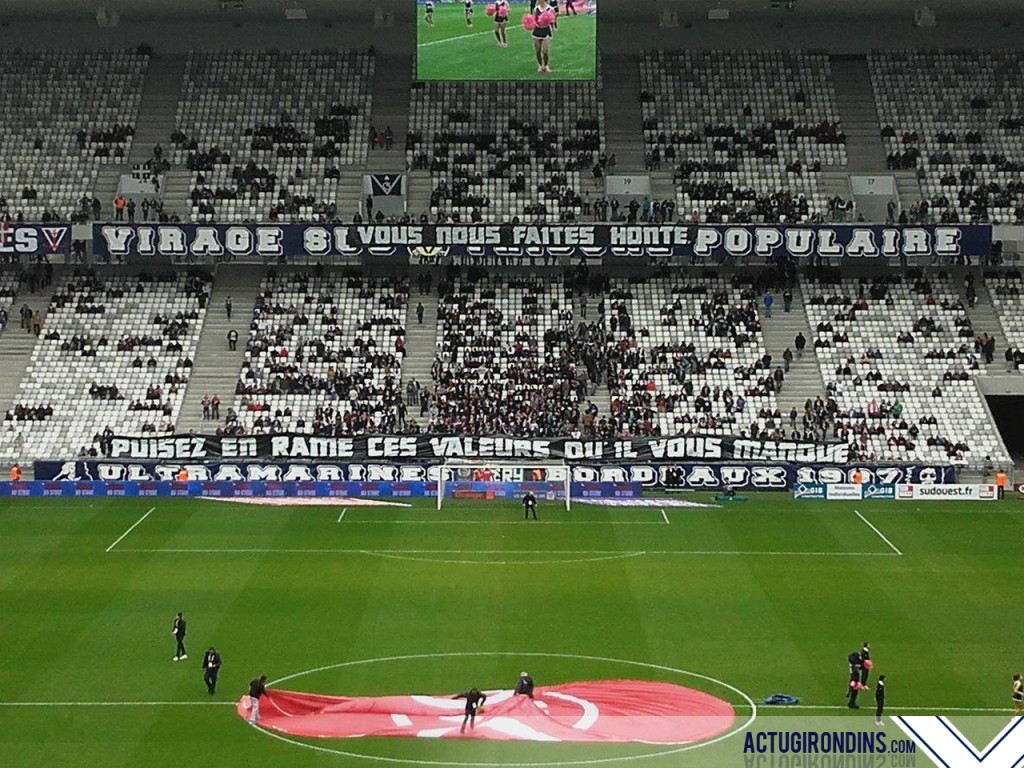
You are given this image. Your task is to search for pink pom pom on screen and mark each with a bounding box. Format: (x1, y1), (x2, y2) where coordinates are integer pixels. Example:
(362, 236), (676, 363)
(538, 9), (556, 26)
(864, 659), (873, 669)
(485, 4), (495, 16)
(522, 13), (536, 29)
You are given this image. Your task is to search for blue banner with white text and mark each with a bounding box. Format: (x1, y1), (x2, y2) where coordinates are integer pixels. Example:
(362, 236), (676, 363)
(0, 224), (72, 257)
(33, 460), (956, 491)
(91, 223), (992, 261)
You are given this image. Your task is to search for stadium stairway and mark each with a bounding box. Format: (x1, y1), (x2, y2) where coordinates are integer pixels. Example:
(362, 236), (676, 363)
(600, 55), (645, 171)
(893, 169), (923, 209)
(758, 283), (826, 415)
(161, 169), (193, 222)
(128, 55), (187, 165)
(365, 54), (412, 174)
(572, 295), (611, 418)
(0, 287), (53, 430)
(338, 173), (365, 221)
(407, 171), (434, 220)
(649, 170), (677, 209)
(400, 292), (439, 428)
(94, 166), (123, 222)
(970, 280), (1004, 373)
(174, 264), (265, 435)
(829, 55), (887, 174)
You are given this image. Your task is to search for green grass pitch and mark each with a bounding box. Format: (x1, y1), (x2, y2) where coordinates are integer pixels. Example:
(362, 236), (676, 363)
(0, 494), (1020, 766)
(416, 3), (597, 81)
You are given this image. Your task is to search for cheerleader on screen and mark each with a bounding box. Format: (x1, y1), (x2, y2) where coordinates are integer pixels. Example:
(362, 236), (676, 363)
(493, 0), (510, 47)
(424, 0), (434, 26)
(532, 0), (556, 73)
(464, 0), (474, 26)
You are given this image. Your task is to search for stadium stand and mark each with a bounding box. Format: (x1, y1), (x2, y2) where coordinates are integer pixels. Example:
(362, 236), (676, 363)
(988, 271), (1024, 369)
(170, 50), (374, 223)
(406, 81), (604, 223)
(224, 271), (408, 436)
(0, 51), (147, 223)
(870, 50), (1024, 225)
(803, 273), (1010, 467)
(640, 50), (850, 224)
(0, 274), (18, 330)
(430, 271), (604, 435)
(603, 274), (786, 438)
(0, 270), (211, 462)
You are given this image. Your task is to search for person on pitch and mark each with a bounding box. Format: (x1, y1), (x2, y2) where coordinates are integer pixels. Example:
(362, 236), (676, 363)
(464, 0), (474, 26)
(874, 674), (886, 726)
(531, 0), (556, 74)
(453, 687), (487, 733)
(514, 671), (535, 698)
(1014, 673), (1023, 715)
(523, 489), (537, 520)
(493, 0), (510, 46)
(202, 646), (222, 695)
(248, 674), (268, 724)
(172, 611), (188, 661)
(860, 641), (873, 687)
(846, 648), (864, 709)
(424, 0), (434, 26)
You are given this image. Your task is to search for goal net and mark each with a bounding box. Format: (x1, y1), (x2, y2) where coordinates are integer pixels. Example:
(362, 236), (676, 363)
(436, 462), (572, 511)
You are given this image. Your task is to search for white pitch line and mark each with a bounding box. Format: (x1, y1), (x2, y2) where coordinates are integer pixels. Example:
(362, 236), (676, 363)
(769, 705), (1013, 713)
(114, 547), (902, 557)
(661, 508), (670, 525)
(0, 701), (233, 707)
(337, 508), (347, 523)
(336, 520), (663, 526)
(418, 25), (522, 48)
(0, 700), (1008, 713)
(105, 507), (155, 552)
(854, 509), (903, 555)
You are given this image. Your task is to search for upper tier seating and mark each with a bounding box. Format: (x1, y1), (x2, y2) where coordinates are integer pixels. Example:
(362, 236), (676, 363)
(406, 81), (604, 224)
(870, 50), (1024, 225)
(604, 275), (785, 438)
(225, 272), (407, 435)
(431, 272), (603, 435)
(0, 51), (147, 223)
(641, 50), (848, 224)
(804, 275), (1009, 467)
(0, 272), (211, 462)
(171, 50), (374, 223)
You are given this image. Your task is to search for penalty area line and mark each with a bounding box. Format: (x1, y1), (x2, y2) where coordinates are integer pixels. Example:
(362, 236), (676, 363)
(112, 547), (902, 557)
(337, 508), (347, 523)
(105, 507), (155, 552)
(854, 509), (903, 555)
(661, 508), (670, 525)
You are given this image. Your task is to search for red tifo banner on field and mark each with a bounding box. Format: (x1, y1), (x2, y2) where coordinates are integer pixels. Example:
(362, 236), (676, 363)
(236, 680), (735, 743)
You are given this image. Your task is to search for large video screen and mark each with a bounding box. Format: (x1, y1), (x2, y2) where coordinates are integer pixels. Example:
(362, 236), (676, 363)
(416, 0), (597, 81)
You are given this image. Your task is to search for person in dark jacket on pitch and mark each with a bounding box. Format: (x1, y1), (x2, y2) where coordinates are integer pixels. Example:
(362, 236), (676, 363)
(860, 642), (872, 686)
(247, 675), (268, 724)
(522, 491), (537, 520)
(514, 671), (535, 698)
(453, 687), (487, 733)
(172, 611), (187, 661)
(202, 647), (223, 694)
(847, 649), (863, 709)
(874, 675), (886, 726)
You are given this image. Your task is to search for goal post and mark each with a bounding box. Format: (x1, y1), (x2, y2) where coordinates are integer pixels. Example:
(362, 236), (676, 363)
(436, 461), (572, 511)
